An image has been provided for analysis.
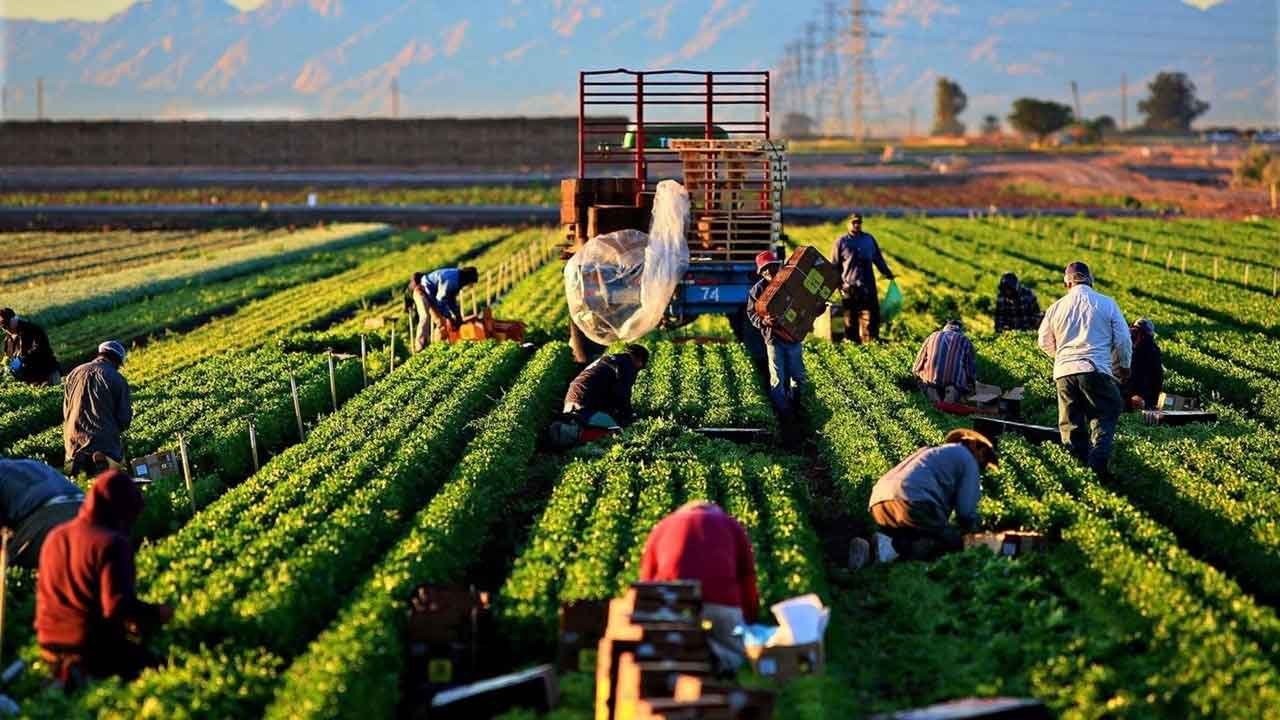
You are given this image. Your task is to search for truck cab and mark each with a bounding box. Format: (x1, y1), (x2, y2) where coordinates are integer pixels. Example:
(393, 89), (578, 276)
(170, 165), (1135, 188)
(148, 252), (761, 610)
(560, 69), (786, 361)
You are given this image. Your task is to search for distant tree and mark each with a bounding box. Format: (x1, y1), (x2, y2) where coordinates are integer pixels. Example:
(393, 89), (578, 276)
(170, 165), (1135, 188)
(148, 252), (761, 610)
(981, 114), (1001, 135)
(782, 112), (815, 139)
(1092, 115), (1117, 134)
(1007, 98), (1074, 142)
(1138, 72), (1210, 131)
(931, 77), (967, 136)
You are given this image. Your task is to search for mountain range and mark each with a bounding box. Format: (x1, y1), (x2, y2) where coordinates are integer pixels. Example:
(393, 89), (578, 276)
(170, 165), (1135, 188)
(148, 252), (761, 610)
(1, 0), (497, 119)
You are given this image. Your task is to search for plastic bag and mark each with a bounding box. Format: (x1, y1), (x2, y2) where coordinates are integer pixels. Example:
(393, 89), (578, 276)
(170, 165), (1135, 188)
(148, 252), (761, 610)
(880, 279), (903, 322)
(565, 180), (690, 345)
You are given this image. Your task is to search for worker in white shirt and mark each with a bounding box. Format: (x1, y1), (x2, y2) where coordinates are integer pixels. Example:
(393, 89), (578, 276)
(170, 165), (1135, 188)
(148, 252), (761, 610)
(1037, 261), (1132, 476)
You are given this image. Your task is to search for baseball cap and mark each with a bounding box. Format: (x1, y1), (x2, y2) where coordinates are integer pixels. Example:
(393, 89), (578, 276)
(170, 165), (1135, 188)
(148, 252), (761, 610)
(755, 250), (780, 273)
(98, 340), (127, 364)
(1133, 318), (1156, 336)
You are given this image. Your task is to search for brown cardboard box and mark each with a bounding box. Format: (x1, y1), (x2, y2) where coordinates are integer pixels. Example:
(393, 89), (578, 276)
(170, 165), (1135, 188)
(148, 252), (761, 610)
(130, 450), (180, 483)
(559, 600), (610, 673)
(754, 246), (840, 343)
(1157, 393), (1200, 411)
(966, 383), (1025, 416)
(673, 675), (776, 719)
(962, 531), (1049, 558)
(745, 641), (824, 683)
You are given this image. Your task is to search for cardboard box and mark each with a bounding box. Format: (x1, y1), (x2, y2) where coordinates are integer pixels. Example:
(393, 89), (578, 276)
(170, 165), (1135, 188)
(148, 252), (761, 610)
(559, 599), (610, 673)
(673, 675), (776, 719)
(746, 641), (824, 682)
(754, 246), (840, 344)
(966, 383), (1025, 417)
(962, 531), (1049, 558)
(130, 450), (179, 483)
(811, 305), (844, 342)
(1141, 409), (1217, 426)
(1157, 393), (1201, 411)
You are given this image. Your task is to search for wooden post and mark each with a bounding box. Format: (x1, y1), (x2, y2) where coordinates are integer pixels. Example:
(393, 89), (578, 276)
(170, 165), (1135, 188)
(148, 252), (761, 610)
(327, 351), (338, 412)
(289, 372), (306, 441)
(360, 334), (368, 387)
(248, 419), (260, 473)
(486, 271), (493, 307)
(1181, 252), (1186, 274)
(178, 433), (196, 512)
(1244, 264), (1250, 288)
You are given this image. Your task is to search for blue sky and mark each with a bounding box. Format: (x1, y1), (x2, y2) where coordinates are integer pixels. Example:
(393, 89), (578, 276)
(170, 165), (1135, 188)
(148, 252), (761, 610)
(0, 0), (1275, 129)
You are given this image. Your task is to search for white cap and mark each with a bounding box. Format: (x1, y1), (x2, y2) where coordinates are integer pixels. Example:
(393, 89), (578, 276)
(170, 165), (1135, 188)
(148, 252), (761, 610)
(98, 340), (127, 364)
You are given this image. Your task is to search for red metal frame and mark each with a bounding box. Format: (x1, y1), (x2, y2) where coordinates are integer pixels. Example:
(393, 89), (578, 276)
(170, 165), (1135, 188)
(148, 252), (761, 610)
(577, 69), (772, 190)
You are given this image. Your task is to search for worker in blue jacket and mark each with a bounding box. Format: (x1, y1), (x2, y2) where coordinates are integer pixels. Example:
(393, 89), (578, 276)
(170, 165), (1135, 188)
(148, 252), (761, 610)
(409, 267), (479, 351)
(830, 213), (894, 343)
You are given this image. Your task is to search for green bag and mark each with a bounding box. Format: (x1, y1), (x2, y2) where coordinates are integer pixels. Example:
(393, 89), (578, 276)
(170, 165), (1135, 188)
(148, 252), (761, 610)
(880, 280), (903, 322)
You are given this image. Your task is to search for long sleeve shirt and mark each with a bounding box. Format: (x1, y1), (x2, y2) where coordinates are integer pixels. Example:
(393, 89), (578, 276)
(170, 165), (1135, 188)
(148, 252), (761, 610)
(563, 353), (640, 424)
(830, 231), (893, 295)
(869, 444), (981, 529)
(913, 324), (977, 393)
(993, 286), (1042, 332)
(421, 268), (465, 325)
(63, 357), (133, 463)
(747, 278), (800, 347)
(36, 472), (161, 651)
(0, 460), (82, 529)
(4, 319), (59, 382)
(640, 504), (759, 621)
(1123, 340), (1164, 408)
(1037, 285), (1132, 380)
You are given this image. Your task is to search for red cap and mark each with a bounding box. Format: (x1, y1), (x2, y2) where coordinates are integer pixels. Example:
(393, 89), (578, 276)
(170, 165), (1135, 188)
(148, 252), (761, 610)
(755, 250), (779, 273)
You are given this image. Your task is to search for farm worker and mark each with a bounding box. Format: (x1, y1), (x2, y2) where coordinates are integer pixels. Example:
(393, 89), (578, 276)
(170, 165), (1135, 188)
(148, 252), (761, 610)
(993, 272), (1042, 332)
(63, 341), (133, 478)
(640, 501), (758, 671)
(1, 307), (61, 386)
(830, 213), (895, 343)
(0, 458), (83, 569)
(1037, 261), (1132, 476)
(36, 469), (173, 690)
(849, 428), (998, 568)
(912, 319), (977, 404)
(747, 249), (807, 420)
(561, 344), (649, 432)
(1120, 318), (1163, 410)
(409, 267), (480, 352)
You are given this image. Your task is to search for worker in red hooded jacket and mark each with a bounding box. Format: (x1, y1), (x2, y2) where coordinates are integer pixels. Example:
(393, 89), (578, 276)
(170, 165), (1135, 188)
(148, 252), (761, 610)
(640, 501), (759, 671)
(35, 469), (172, 689)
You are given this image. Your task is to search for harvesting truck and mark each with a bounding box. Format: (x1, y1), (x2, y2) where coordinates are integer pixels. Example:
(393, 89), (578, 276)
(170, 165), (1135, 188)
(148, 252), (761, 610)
(559, 68), (788, 361)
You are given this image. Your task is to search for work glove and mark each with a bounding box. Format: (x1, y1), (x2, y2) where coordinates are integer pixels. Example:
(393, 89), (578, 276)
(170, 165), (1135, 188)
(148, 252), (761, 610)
(6, 357), (21, 378)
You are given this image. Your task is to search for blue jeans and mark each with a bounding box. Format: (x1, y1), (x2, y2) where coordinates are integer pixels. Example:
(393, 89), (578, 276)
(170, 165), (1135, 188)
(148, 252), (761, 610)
(766, 341), (807, 415)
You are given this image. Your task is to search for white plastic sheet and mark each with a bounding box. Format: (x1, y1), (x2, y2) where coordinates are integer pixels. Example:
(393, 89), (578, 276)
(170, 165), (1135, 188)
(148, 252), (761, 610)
(564, 180), (690, 345)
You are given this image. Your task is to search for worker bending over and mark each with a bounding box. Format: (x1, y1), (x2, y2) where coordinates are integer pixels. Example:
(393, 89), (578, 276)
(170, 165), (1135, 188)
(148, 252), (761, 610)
(912, 319), (976, 404)
(1038, 261), (1131, 476)
(563, 344), (649, 430)
(37, 469), (173, 689)
(640, 501), (758, 671)
(409, 267), (479, 352)
(1121, 318), (1163, 410)
(850, 429), (997, 567)
(2, 308), (60, 386)
(830, 213), (894, 343)
(63, 341), (132, 477)
(0, 458), (83, 569)
(993, 273), (1042, 333)
(747, 250), (806, 420)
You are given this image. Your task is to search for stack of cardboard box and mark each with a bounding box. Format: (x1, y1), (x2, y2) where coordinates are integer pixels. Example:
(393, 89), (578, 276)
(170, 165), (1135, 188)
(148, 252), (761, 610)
(754, 246), (840, 344)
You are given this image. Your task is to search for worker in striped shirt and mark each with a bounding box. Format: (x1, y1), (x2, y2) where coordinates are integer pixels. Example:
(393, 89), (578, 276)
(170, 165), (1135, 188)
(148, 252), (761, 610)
(912, 319), (977, 404)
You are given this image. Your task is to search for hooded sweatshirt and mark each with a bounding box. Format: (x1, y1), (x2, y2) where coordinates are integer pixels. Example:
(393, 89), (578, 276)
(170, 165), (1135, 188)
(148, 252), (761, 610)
(640, 503), (760, 621)
(36, 470), (161, 650)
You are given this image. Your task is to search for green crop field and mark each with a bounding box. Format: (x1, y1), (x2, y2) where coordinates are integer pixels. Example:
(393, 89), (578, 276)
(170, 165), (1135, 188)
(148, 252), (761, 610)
(3, 216), (1279, 719)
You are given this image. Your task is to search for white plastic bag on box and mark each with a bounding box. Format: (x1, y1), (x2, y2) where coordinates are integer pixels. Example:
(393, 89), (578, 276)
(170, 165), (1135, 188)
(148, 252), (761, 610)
(565, 180), (690, 345)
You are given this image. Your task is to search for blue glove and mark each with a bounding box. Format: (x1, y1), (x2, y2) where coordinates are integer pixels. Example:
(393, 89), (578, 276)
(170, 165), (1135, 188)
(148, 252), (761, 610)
(7, 357), (21, 377)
